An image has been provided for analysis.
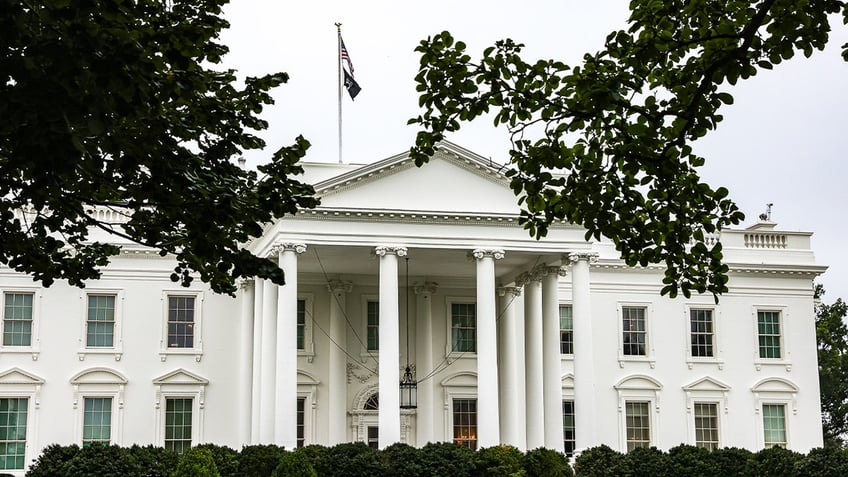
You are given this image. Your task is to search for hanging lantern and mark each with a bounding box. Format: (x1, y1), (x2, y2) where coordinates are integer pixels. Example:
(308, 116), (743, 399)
(399, 366), (417, 409)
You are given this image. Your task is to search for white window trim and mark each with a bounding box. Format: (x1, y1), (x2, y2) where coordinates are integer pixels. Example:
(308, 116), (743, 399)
(298, 294), (315, 362)
(70, 367), (127, 446)
(441, 371), (477, 445)
(350, 383), (414, 446)
(617, 302), (655, 368)
(682, 376), (731, 449)
(752, 377), (799, 450)
(153, 369), (208, 448)
(0, 367), (45, 477)
(360, 295), (379, 360)
(159, 291), (204, 362)
(614, 374), (662, 452)
(752, 305), (792, 372)
(296, 370), (320, 446)
(562, 374), (576, 456)
(559, 303), (574, 360)
(78, 289), (124, 362)
(0, 288), (41, 361)
(684, 304), (723, 370)
(445, 297), (477, 359)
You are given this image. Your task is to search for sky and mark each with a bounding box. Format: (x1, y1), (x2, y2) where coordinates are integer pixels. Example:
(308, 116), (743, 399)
(219, 1), (848, 302)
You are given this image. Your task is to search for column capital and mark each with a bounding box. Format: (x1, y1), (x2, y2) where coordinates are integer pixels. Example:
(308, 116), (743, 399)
(375, 245), (408, 257)
(414, 281), (439, 295)
(497, 286), (522, 298)
(541, 265), (568, 278)
(566, 251), (599, 264)
(470, 248), (505, 260)
(270, 241), (307, 257)
(327, 279), (353, 294)
(515, 263), (548, 286)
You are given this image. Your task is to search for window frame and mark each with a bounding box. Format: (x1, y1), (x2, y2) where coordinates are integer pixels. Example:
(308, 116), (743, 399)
(360, 295), (379, 359)
(761, 402), (788, 448)
(451, 397), (478, 450)
(0, 397), (30, 473)
(617, 302), (655, 368)
(614, 375), (662, 452)
(153, 369), (208, 450)
(692, 401), (721, 451)
(685, 305), (723, 369)
(298, 294), (314, 362)
(78, 290), (124, 361)
(445, 297), (477, 358)
(1, 288), (40, 359)
(624, 400), (652, 451)
(0, 367), (44, 474)
(559, 303), (573, 357)
(752, 377), (799, 450)
(296, 370), (319, 447)
(562, 399), (576, 456)
(682, 376), (730, 450)
(752, 305), (791, 371)
(159, 291), (203, 362)
(71, 367), (127, 447)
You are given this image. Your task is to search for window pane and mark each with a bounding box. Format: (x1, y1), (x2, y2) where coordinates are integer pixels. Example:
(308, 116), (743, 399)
(762, 404), (787, 448)
(690, 309), (714, 357)
(757, 311), (781, 359)
(0, 398), (27, 470)
(622, 307), (646, 356)
(625, 401), (651, 451)
(296, 397), (305, 448)
(562, 400), (575, 456)
(694, 402), (719, 450)
(83, 397), (112, 446)
(560, 305), (573, 355)
(451, 303), (476, 353)
(3, 293), (33, 347)
(164, 398), (193, 454)
(453, 398), (477, 450)
(367, 300), (379, 351)
(168, 297), (195, 348)
(297, 299), (306, 350)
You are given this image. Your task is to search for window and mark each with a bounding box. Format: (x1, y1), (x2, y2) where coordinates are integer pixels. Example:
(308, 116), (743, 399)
(625, 401), (651, 451)
(622, 307), (646, 356)
(3, 293), (32, 347)
(694, 402), (719, 450)
(758, 311), (782, 359)
(366, 300), (379, 351)
(762, 404), (787, 448)
(167, 296), (195, 349)
(690, 309), (714, 357)
(164, 398), (193, 453)
(563, 400), (576, 456)
(367, 426), (379, 449)
(297, 299), (306, 351)
(452, 398), (477, 450)
(560, 305), (573, 355)
(296, 397), (305, 448)
(451, 303), (476, 353)
(82, 397), (112, 446)
(87, 295), (115, 348)
(0, 398), (27, 471)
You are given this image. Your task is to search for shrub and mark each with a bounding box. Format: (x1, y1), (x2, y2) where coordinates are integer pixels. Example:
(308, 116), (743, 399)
(25, 444), (80, 477)
(320, 442), (382, 477)
(793, 447), (848, 477)
(623, 446), (670, 477)
(51, 443), (139, 477)
(666, 445), (718, 477)
(574, 445), (624, 477)
(238, 444), (285, 477)
(380, 442), (426, 477)
(710, 447), (753, 476)
(418, 442), (476, 477)
(127, 445), (179, 477)
(523, 447), (572, 477)
(171, 447), (220, 477)
(272, 449), (317, 477)
(475, 445), (525, 477)
(194, 444), (239, 477)
(750, 446), (802, 477)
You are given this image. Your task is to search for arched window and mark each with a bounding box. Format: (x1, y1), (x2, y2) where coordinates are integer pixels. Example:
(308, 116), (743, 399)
(363, 393), (378, 410)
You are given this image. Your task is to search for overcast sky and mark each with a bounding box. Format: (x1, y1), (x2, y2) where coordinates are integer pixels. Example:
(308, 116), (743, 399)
(219, 1), (847, 302)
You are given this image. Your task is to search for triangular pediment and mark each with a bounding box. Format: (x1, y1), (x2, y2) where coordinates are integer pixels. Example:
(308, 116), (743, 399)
(153, 368), (209, 386)
(683, 376), (731, 392)
(0, 367), (45, 385)
(71, 367), (128, 385)
(311, 142), (521, 215)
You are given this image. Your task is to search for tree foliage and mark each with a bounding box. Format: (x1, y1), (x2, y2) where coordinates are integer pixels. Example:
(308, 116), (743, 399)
(410, 0), (847, 297)
(816, 284), (848, 448)
(0, 0), (317, 295)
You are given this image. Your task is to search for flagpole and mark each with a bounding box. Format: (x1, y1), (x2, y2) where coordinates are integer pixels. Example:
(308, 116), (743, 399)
(335, 23), (343, 164)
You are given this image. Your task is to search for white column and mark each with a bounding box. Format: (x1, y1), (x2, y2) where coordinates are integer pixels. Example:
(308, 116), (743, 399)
(570, 252), (598, 451)
(238, 279), (255, 446)
(522, 267), (544, 449)
(328, 279), (352, 445)
(275, 242), (306, 448)
(472, 248), (504, 448)
(259, 277), (278, 443)
(415, 282), (438, 446)
(376, 245), (407, 448)
(542, 266), (566, 452)
(251, 279), (264, 443)
(497, 286), (522, 449)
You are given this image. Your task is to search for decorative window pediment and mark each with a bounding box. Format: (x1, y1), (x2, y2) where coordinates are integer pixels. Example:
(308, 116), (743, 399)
(153, 368), (209, 386)
(683, 376), (731, 393)
(70, 367), (127, 386)
(751, 377), (799, 394)
(561, 373), (575, 390)
(0, 367), (45, 385)
(440, 371), (477, 388)
(614, 374), (662, 391)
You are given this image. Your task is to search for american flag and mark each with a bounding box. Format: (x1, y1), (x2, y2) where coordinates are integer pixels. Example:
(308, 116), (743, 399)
(340, 37), (354, 76)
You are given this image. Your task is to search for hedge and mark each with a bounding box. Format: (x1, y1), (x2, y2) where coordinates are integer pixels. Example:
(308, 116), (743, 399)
(24, 442), (848, 476)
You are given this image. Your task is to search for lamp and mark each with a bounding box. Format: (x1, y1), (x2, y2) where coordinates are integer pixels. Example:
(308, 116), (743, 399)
(399, 257), (417, 409)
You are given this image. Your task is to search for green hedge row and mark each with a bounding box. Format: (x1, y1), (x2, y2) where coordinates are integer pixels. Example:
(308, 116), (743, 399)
(25, 442), (848, 477)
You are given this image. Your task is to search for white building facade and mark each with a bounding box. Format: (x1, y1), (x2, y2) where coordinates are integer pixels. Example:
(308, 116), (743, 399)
(0, 143), (826, 474)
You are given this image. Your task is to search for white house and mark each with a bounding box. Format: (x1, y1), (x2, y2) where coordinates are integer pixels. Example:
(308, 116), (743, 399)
(0, 142), (826, 474)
